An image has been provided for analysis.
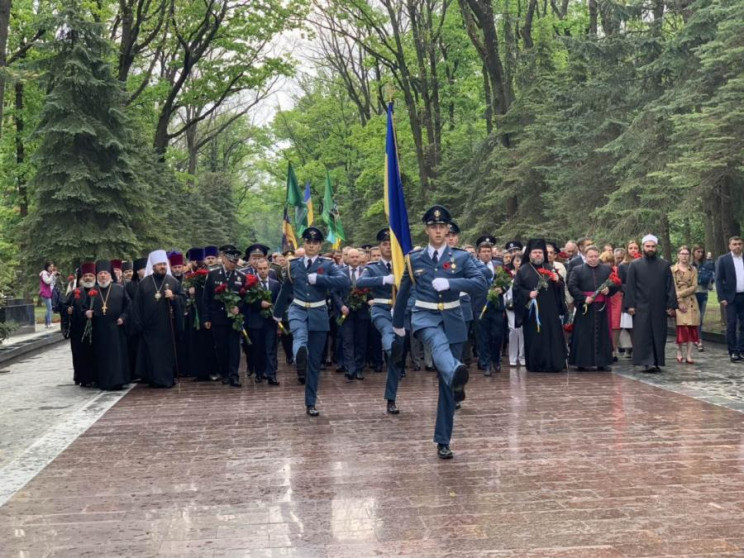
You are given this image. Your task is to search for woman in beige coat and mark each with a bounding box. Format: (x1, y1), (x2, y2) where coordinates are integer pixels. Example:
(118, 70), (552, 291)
(672, 246), (699, 364)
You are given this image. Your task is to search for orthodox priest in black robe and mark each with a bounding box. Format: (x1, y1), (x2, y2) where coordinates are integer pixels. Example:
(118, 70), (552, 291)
(132, 250), (184, 388)
(66, 261), (97, 387)
(514, 239), (567, 372)
(90, 260), (130, 390)
(183, 248), (217, 381)
(124, 257), (146, 381)
(623, 235), (677, 370)
(567, 247), (620, 370)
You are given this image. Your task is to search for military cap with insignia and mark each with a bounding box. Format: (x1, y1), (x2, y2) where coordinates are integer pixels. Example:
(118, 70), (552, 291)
(422, 204), (451, 225)
(476, 235), (497, 248)
(360, 243), (373, 251)
(376, 228), (391, 242)
(219, 244), (241, 262)
(245, 243), (270, 259)
(302, 226), (324, 242)
(204, 245), (219, 258)
(505, 240), (523, 253)
(282, 248), (295, 257)
(447, 221), (461, 235)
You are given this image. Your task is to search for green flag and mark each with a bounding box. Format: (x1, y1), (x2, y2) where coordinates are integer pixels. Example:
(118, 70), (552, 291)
(286, 162), (308, 235)
(321, 171), (345, 246)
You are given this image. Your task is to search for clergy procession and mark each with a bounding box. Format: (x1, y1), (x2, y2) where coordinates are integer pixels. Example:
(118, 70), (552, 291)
(60, 202), (736, 460)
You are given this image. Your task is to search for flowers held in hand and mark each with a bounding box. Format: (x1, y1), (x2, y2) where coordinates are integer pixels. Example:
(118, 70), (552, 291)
(337, 288), (371, 325)
(242, 274), (273, 318)
(534, 268), (559, 293)
(480, 268), (513, 319)
(82, 289), (98, 344)
(182, 269), (209, 329)
(582, 272), (622, 314)
(74, 288), (82, 300)
(214, 283), (244, 333)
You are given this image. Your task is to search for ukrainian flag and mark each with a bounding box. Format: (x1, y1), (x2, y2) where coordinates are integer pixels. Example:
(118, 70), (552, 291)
(304, 181), (314, 225)
(282, 206), (297, 251)
(384, 102), (413, 287)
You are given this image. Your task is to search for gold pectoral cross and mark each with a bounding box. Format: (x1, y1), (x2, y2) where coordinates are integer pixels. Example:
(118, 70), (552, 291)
(102, 303), (108, 315)
(155, 292), (162, 301)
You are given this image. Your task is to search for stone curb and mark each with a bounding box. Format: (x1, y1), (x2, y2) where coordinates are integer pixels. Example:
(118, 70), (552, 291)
(0, 332), (65, 366)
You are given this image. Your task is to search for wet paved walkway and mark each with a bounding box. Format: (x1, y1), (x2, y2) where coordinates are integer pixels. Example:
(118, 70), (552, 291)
(3, 342), (744, 557)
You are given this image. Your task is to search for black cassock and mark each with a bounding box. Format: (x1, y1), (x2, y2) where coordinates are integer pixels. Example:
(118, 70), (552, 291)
(90, 283), (130, 389)
(623, 256), (677, 367)
(185, 277), (216, 379)
(132, 273), (183, 387)
(65, 286), (96, 386)
(568, 263), (619, 368)
(514, 264), (567, 372)
(124, 279), (141, 380)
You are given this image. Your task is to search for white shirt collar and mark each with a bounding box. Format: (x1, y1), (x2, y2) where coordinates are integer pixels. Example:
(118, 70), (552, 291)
(732, 252), (743, 259)
(427, 244), (446, 259)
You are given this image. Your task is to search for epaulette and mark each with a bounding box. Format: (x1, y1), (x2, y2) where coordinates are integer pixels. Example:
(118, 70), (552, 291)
(405, 253), (417, 285)
(450, 247), (467, 253)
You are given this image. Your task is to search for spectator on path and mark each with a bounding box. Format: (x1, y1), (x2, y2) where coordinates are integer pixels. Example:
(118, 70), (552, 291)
(715, 236), (744, 363)
(692, 245), (715, 352)
(672, 246), (699, 364)
(39, 261), (59, 328)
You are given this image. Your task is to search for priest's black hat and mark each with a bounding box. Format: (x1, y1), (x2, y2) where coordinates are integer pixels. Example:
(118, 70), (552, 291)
(95, 260), (113, 274)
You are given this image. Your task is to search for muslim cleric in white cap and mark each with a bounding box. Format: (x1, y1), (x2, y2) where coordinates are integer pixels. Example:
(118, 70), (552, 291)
(641, 234), (659, 245)
(131, 248), (184, 387)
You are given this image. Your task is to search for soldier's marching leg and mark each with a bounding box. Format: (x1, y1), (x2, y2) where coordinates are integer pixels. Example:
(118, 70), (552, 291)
(304, 331), (327, 415)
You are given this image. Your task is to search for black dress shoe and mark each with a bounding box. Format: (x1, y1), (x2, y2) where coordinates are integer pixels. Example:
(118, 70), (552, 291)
(577, 367), (588, 371)
(455, 402), (461, 410)
(412, 365), (421, 371)
(286, 358), (294, 365)
(324, 360), (332, 366)
(484, 366), (492, 377)
(345, 374), (354, 382)
(373, 367), (382, 373)
(267, 378), (280, 386)
(254, 376), (263, 383)
(386, 401), (400, 415)
(731, 354), (743, 363)
(306, 406), (319, 417)
(229, 380), (242, 388)
(437, 444), (453, 459)
(221, 378), (230, 385)
(492, 363), (501, 373)
(452, 364), (469, 403)
(336, 366), (346, 373)
(597, 366), (611, 372)
(296, 346), (308, 381)
(356, 371), (365, 380)
(477, 364), (487, 371)
(425, 365), (436, 372)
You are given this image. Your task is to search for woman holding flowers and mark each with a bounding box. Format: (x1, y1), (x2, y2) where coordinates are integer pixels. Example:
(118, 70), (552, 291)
(567, 246), (622, 370)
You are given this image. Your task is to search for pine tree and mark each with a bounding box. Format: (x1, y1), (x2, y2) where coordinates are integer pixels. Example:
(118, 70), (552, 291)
(26, 8), (149, 267)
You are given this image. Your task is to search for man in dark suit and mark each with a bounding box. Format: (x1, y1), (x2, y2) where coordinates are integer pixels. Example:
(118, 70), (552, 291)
(716, 236), (744, 362)
(245, 258), (281, 385)
(333, 248), (371, 381)
(566, 236), (594, 279)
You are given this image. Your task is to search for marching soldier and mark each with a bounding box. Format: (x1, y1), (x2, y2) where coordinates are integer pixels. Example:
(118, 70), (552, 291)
(203, 245), (246, 387)
(392, 205), (487, 459)
(272, 227), (349, 416)
(357, 228), (405, 414)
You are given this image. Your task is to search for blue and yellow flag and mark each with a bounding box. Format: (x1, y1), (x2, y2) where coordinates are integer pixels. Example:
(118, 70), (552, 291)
(304, 181), (314, 225)
(384, 102), (413, 287)
(281, 206), (297, 251)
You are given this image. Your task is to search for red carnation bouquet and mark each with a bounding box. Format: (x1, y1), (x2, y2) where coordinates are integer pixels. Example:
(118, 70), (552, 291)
(582, 271), (622, 314)
(337, 288), (371, 325)
(241, 274), (273, 319)
(82, 288), (98, 344)
(182, 268), (209, 329)
(74, 288), (82, 300)
(536, 268), (559, 291)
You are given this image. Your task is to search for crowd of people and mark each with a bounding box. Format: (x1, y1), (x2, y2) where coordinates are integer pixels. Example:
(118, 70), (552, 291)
(57, 204), (744, 459)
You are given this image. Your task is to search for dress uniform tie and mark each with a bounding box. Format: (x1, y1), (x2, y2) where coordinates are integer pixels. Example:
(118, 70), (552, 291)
(306, 258), (312, 270)
(432, 250), (439, 265)
(386, 262), (392, 273)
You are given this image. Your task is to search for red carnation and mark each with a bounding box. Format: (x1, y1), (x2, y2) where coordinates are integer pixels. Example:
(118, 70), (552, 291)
(557, 251), (569, 260)
(215, 284), (227, 295)
(609, 273), (622, 286)
(196, 269), (209, 276)
(74, 288), (82, 300)
(563, 323), (574, 333)
(88, 289), (98, 297)
(633, 253), (641, 259)
(68, 274), (75, 282)
(443, 262), (451, 270)
(246, 274), (258, 288)
(538, 269), (558, 282)
(239, 287), (247, 297)
(317, 267), (325, 275)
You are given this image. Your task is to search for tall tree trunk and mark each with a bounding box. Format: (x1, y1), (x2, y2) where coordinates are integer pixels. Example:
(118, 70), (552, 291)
(482, 64), (493, 133)
(588, 0), (598, 35)
(186, 121), (198, 175)
(703, 194), (716, 257)
(0, 0), (11, 137)
(660, 212), (672, 262)
(15, 82), (27, 217)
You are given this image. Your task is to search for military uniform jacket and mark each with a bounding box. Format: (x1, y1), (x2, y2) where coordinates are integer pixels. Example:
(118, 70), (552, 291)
(273, 257), (349, 332)
(392, 245), (488, 343)
(356, 260), (395, 322)
(203, 266), (247, 326)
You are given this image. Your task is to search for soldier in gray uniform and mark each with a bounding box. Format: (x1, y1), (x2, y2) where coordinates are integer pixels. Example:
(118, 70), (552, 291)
(357, 228), (406, 414)
(392, 205), (488, 459)
(273, 227), (349, 416)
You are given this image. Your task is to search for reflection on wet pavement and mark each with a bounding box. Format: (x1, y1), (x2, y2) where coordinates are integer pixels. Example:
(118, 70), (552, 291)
(3, 341), (744, 557)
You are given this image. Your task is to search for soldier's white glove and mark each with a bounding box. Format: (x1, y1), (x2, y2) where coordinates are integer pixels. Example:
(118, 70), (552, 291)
(432, 278), (450, 292)
(393, 327), (406, 337)
(307, 273), (318, 285)
(382, 274), (394, 285)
